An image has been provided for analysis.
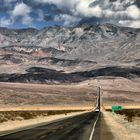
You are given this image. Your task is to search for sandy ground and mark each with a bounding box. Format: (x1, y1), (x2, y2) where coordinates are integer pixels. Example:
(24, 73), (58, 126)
(80, 77), (140, 106)
(0, 111), (89, 135)
(103, 111), (140, 140)
(0, 82), (97, 110)
(0, 77), (140, 110)
(0, 79), (139, 109)
(0, 106), (93, 111)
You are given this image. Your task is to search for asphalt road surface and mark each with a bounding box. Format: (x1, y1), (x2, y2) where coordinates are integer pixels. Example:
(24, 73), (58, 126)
(0, 112), (114, 140)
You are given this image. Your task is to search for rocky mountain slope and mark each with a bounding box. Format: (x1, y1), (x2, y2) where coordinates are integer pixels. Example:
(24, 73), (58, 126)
(0, 23), (140, 83)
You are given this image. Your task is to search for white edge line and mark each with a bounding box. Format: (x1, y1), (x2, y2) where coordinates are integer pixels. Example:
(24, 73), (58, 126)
(89, 112), (100, 140)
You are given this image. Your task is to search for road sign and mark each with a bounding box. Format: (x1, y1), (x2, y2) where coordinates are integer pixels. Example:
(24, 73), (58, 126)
(112, 106), (123, 111)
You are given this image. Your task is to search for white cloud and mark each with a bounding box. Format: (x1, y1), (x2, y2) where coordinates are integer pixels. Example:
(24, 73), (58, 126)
(76, 2), (102, 18)
(35, 0), (102, 18)
(126, 5), (140, 19)
(34, 0), (140, 28)
(34, 0), (139, 19)
(104, 10), (114, 18)
(34, 0), (63, 5)
(119, 20), (140, 28)
(0, 17), (12, 27)
(37, 9), (45, 21)
(11, 2), (31, 17)
(9, 2), (33, 26)
(2, 0), (139, 28)
(54, 14), (81, 26)
(130, 20), (140, 28)
(21, 15), (33, 25)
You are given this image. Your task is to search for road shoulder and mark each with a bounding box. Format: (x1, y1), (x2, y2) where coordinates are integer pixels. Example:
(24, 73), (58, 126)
(102, 111), (140, 140)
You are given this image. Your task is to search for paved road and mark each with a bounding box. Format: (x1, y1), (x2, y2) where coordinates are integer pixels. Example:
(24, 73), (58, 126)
(0, 111), (113, 140)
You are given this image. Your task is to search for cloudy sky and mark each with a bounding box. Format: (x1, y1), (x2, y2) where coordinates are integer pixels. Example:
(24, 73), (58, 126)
(0, 0), (140, 29)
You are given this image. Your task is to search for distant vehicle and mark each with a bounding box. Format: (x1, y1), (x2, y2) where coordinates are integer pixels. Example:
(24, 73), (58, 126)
(95, 108), (100, 112)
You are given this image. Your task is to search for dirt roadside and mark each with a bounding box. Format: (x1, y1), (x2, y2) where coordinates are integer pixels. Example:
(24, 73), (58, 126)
(103, 111), (140, 140)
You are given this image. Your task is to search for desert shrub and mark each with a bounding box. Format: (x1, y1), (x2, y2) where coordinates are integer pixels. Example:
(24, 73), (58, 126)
(115, 109), (140, 122)
(18, 112), (37, 119)
(0, 110), (81, 123)
(137, 113), (140, 117)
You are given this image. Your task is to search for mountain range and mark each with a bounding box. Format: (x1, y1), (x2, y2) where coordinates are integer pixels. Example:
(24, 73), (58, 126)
(0, 23), (140, 83)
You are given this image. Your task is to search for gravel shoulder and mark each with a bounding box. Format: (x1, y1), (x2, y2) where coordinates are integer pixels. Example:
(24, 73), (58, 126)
(103, 111), (140, 140)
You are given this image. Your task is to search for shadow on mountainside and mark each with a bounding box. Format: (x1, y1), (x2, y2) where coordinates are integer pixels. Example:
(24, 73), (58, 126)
(0, 66), (140, 84)
(73, 66), (140, 79)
